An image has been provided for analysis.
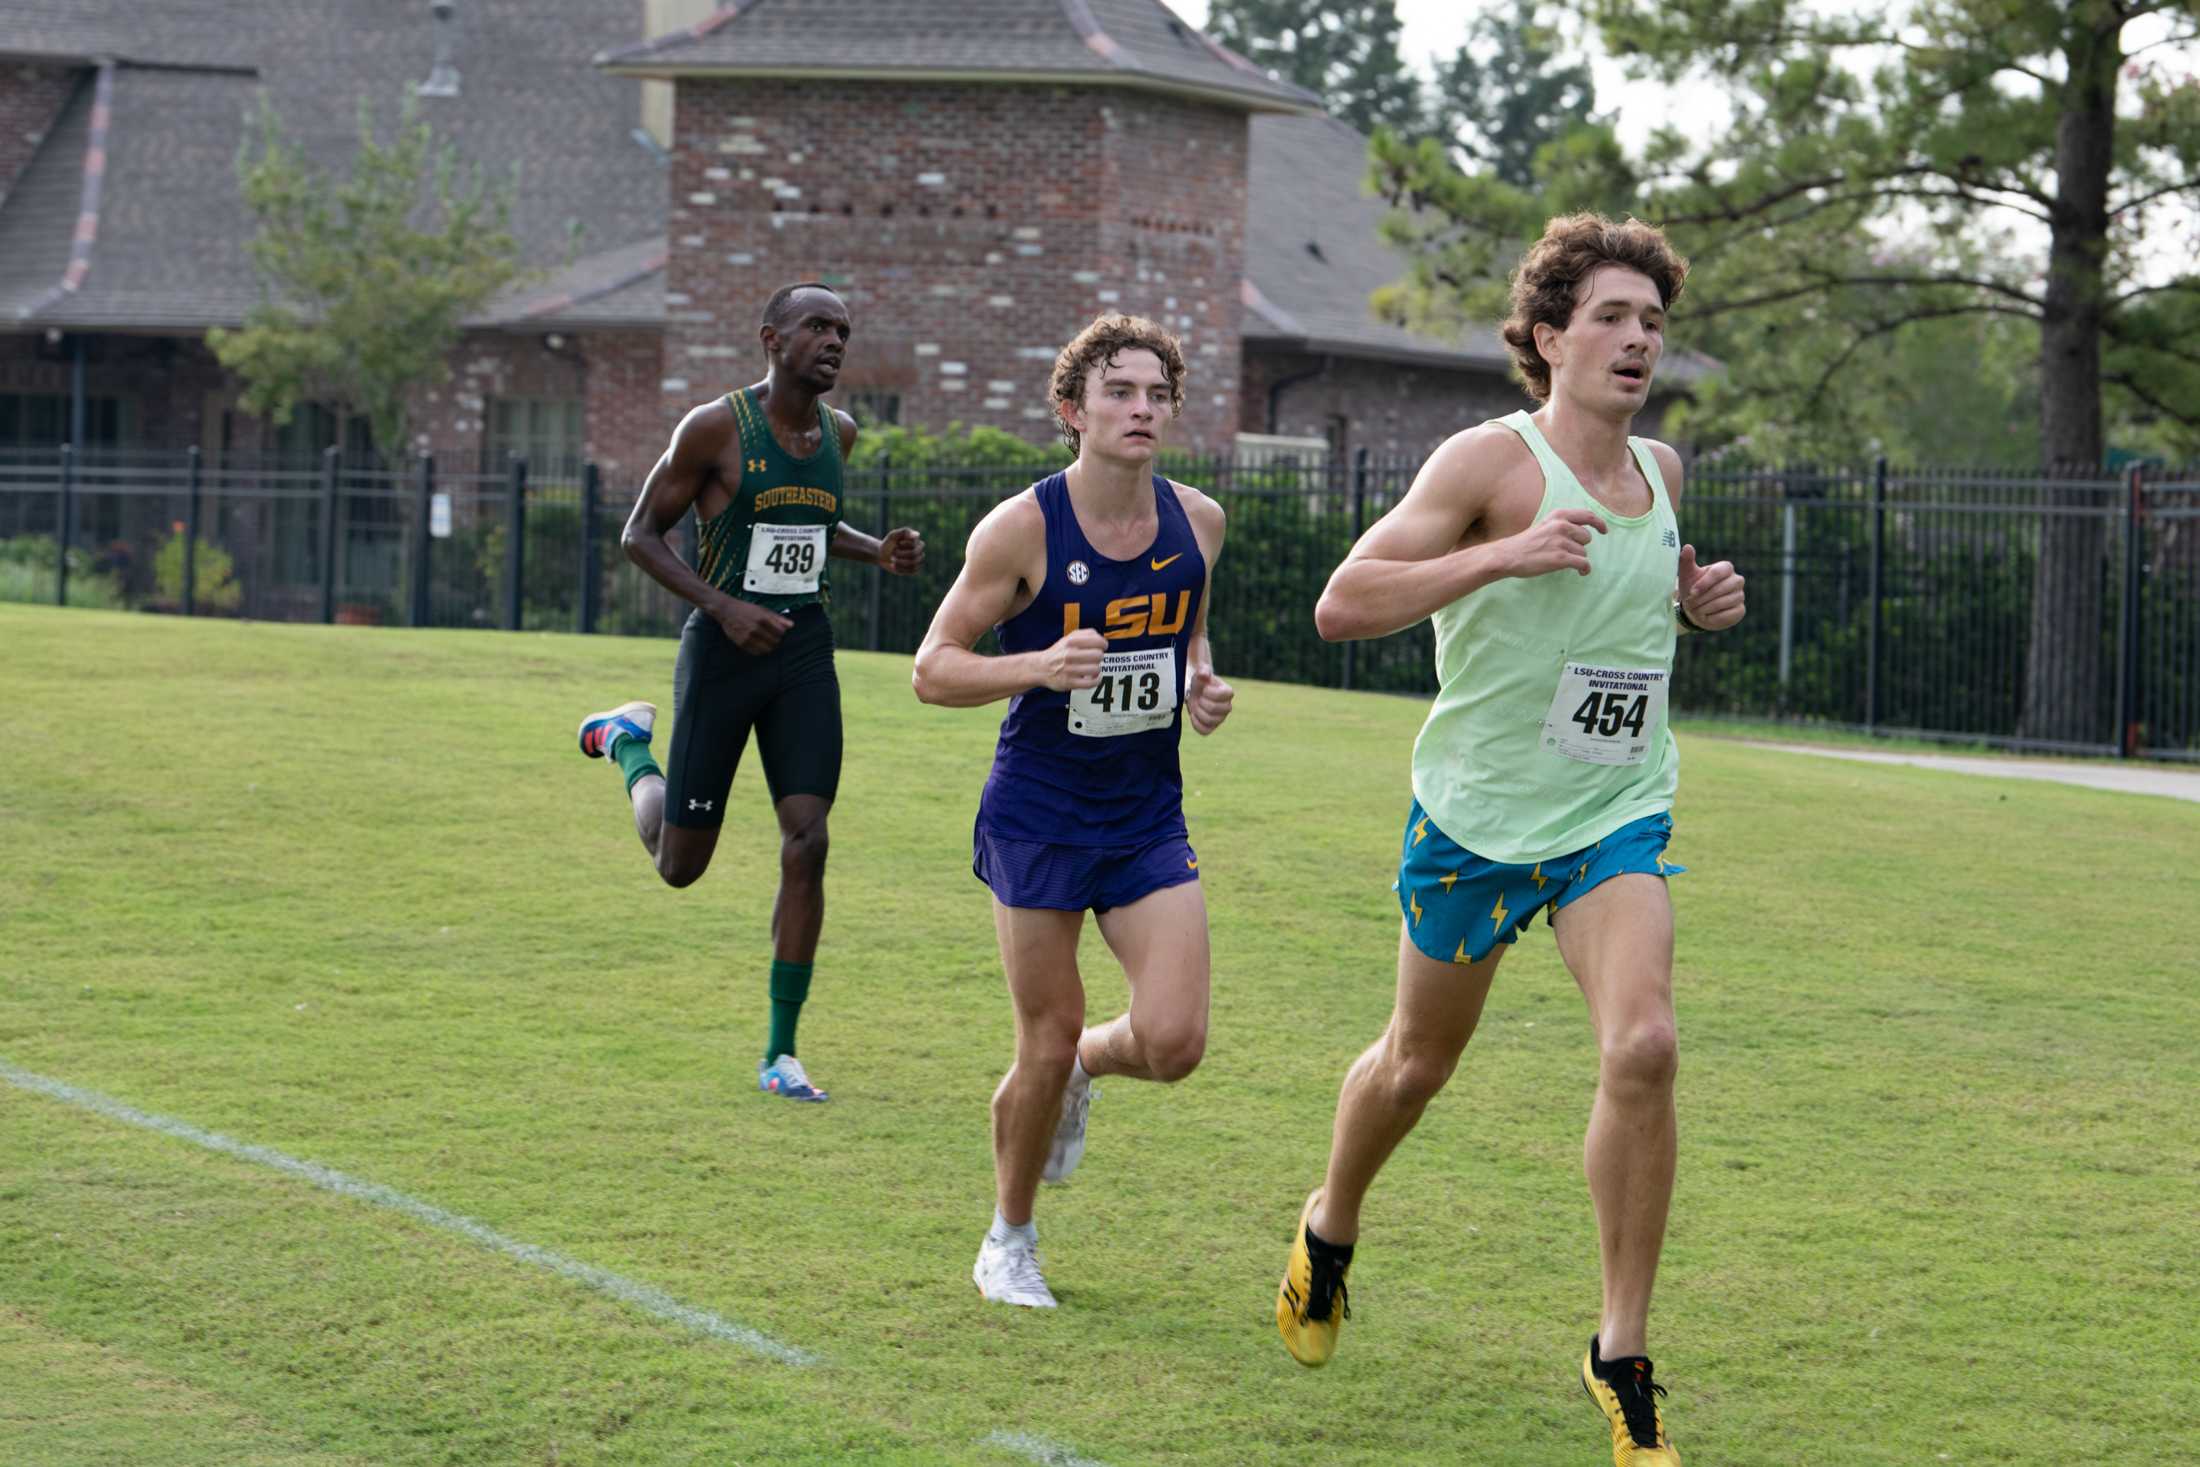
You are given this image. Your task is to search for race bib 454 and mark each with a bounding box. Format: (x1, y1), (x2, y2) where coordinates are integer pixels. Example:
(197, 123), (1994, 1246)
(1541, 663), (1667, 765)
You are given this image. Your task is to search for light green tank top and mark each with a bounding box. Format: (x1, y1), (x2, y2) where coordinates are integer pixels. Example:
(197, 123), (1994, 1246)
(1409, 410), (1681, 864)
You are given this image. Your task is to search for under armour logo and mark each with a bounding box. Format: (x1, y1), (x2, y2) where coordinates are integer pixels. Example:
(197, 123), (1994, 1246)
(689, 799), (713, 812)
(746, 457), (767, 474)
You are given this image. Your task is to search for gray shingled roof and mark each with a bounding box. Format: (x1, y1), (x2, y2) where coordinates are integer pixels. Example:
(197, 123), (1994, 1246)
(0, 0), (253, 68)
(0, 0), (665, 330)
(599, 0), (1319, 114)
(485, 237), (668, 329)
(1245, 112), (1711, 383)
(1245, 113), (1510, 371)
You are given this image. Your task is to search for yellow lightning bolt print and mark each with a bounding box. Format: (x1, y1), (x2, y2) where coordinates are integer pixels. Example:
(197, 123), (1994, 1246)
(1530, 862), (1548, 892)
(1489, 891), (1509, 935)
(1408, 889), (1423, 926)
(1412, 815), (1430, 846)
(1453, 939), (1473, 964)
(1438, 870), (1460, 893)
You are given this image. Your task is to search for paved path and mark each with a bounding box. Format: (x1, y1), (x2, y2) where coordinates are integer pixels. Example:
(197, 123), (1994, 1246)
(1736, 742), (2200, 805)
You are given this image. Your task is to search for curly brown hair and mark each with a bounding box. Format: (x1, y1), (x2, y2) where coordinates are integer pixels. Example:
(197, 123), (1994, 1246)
(1048, 313), (1186, 455)
(1501, 214), (1689, 404)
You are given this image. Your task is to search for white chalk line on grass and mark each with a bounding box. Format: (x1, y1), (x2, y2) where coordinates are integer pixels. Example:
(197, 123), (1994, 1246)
(981, 1430), (1111, 1467)
(0, 1057), (814, 1366)
(4, 1058), (1119, 1462)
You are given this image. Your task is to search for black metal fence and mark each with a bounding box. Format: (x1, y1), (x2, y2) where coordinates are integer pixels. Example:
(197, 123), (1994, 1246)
(5, 446), (2196, 759)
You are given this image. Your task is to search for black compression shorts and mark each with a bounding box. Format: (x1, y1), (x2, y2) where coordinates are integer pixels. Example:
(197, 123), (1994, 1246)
(664, 604), (842, 828)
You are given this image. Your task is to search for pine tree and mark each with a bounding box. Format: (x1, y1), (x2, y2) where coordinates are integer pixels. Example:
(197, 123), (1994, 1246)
(1434, 1), (1598, 188)
(1207, 0), (1427, 136)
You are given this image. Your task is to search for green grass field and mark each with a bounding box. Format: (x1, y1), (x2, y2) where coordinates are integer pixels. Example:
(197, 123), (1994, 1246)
(3, 604), (2194, 1466)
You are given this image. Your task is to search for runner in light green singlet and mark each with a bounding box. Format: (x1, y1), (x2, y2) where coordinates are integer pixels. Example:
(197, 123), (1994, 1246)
(1410, 407), (1681, 865)
(1273, 215), (1746, 1467)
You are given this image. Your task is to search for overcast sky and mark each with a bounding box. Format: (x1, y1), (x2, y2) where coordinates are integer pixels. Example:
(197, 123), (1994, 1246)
(1163, 0), (2198, 275)
(1163, 0), (1730, 142)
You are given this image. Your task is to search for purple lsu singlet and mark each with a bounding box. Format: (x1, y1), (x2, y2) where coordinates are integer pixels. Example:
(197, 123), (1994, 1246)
(976, 471), (1207, 847)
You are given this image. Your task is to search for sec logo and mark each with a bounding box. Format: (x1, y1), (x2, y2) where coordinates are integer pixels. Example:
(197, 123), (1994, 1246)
(1066, 560), (1090, 586)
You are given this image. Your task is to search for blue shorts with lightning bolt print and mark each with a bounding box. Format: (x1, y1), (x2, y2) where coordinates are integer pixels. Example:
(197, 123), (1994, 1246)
(1393, 799), (1684, 966)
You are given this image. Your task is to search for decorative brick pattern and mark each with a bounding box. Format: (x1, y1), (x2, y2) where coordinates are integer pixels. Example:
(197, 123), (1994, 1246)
(663, 79), (1249, 452)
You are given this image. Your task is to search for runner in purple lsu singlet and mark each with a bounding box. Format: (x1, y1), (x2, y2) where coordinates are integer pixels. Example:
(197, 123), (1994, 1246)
(972, 469), (1206, 911)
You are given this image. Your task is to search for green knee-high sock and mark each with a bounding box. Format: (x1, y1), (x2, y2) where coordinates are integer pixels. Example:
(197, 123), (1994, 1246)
(611, 733), (661, 793)
(766, 960), (813, 1064)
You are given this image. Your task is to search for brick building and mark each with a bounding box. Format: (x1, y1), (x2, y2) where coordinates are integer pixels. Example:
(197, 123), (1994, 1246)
(0, 0), (1696, 481)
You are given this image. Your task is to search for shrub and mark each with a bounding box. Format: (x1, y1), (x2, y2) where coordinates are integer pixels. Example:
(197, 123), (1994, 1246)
(0, 535), (128, 609)
(153, 534), (245, 613)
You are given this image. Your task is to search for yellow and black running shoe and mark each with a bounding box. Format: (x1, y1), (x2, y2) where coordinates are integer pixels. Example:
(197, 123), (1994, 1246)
(1275, 1190), (1351, 1367)
(1581, 1337), (1681, 1465)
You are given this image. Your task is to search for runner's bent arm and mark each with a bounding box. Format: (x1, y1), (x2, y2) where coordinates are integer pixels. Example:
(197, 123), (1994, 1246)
(912, 496), (1104, 707)
(1657, 442), (1746, 631)
(623, 400), (792, 654)
(1315, 423), (1607, 642)
(1174, 483), (1235, 735)
(822, 412), (927, 574)
(830, 521), (926, 574)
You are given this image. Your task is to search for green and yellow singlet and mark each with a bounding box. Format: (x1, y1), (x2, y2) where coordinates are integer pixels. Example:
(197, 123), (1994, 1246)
(694, 386), (844, 614)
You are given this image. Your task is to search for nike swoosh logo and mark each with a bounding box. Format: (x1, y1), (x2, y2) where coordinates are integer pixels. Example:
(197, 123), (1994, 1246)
(1185, 857), (1198, 870)
(1150, 553), (1183, 572)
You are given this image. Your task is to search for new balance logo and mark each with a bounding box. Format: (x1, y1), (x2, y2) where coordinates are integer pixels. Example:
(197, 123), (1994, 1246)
(689, 799), (713, 812)
(1662, 528), (1678, 547)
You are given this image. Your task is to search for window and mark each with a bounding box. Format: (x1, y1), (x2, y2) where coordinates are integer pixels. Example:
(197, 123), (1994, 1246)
(485, 398), (584, 482)
(0, 393), (127, 453)
(842, 390), (900, 429)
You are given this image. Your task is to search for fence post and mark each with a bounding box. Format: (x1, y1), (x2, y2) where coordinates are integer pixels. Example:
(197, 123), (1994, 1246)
(579, 462), (601, 635)
(410, 453), (434, 629)
(868, 452), (890, 652)
(1342, 447), (1368, 691)
(56, 443), (74, 606)
(183, 446), (202, 616)
(2117, 465), (2144, 757)
(1865, 456), (1885, 731)
(320, 446), (340, 624)
(1777, 483), (1797, 692)
(504, 455), (528, 631)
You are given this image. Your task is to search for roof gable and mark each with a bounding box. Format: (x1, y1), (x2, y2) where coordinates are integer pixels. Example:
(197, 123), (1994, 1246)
(0, 1), (668, 329)
(598, 0), (1318, 114)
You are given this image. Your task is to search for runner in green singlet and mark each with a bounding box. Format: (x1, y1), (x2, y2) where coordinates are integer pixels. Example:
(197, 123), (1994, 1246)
(575, 282), (925, 1104)
(1272, 217), (1744, 1467)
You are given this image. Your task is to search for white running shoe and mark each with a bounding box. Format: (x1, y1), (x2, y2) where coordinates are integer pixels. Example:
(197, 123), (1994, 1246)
(577, 700), (655, 759)
(973, 1232), (1058, 1308)
(1041, 1069), (1093, 1183)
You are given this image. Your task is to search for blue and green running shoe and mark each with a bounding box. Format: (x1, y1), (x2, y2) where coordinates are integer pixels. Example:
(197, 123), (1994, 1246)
(758, 1054), (828, 1103)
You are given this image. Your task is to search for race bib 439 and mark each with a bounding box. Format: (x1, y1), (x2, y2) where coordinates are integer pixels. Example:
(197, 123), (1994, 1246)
(743, 523), (826, 595)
